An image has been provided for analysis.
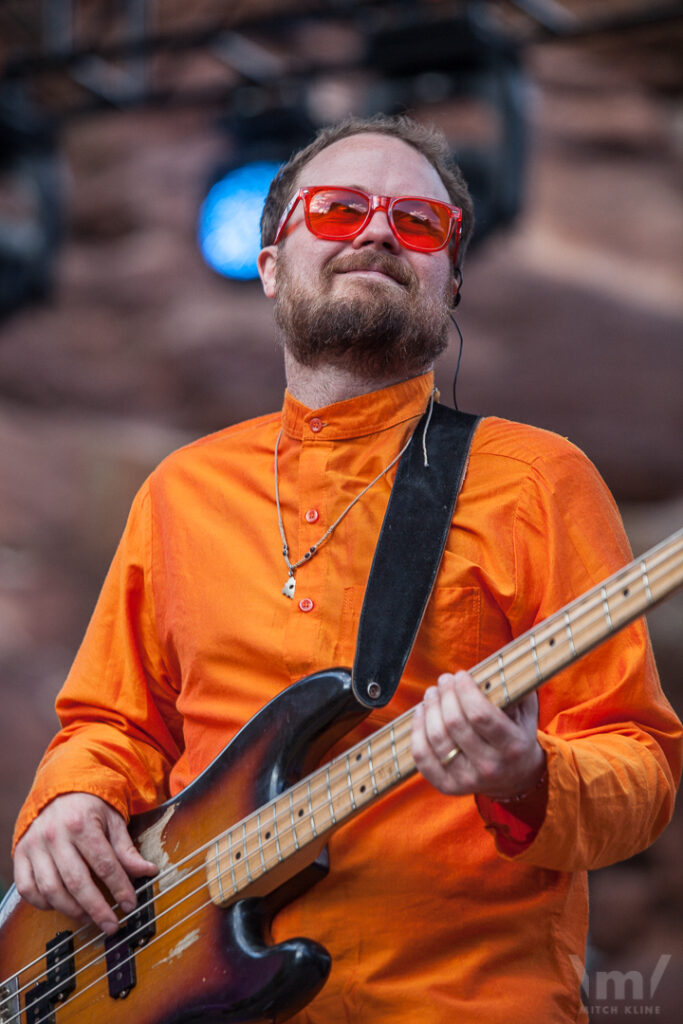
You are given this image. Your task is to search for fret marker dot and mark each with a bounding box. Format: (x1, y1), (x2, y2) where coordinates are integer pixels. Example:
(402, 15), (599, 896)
(265, 831), (271, 839)
(235, 851), (241, 860)
(484, 682), (491, 691)
(623, 587), (630, 597)
(356, 753), (362, 761)
(298, 808), (304, 817)
(549, 637), (555, 647)
(360, 785), (366, 793)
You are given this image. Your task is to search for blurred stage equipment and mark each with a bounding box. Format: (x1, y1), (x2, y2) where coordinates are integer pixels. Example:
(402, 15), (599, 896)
(0, 92), (61, 319)
(199, 3), (528, 280)
(0, 1), (680, 289)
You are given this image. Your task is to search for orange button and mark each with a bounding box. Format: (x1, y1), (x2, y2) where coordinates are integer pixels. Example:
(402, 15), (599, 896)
(309, 417), (323, 433)
(305, 508), (320, 524)
(298, 598), (314, 613)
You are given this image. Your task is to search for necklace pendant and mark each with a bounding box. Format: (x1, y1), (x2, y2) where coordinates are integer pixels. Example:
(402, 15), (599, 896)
(282, 575), (296, 599)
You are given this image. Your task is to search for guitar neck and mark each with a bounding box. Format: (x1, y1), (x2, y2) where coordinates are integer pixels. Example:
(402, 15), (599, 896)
(207, 528), (683, 905)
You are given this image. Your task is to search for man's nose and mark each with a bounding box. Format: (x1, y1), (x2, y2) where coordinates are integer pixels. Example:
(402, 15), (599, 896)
(351, 206), (401, 253)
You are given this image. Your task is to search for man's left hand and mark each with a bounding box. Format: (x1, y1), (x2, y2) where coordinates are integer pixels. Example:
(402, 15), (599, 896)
(411, 670), (545, 799)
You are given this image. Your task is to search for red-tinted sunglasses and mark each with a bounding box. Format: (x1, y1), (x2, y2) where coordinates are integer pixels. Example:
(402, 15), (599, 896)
(273, 185), (462, 260)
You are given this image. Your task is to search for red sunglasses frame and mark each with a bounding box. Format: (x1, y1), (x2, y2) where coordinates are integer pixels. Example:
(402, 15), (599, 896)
(272, 185), (462, 260)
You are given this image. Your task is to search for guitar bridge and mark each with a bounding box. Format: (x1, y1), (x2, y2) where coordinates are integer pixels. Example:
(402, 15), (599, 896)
(0, 976), (19, 1024)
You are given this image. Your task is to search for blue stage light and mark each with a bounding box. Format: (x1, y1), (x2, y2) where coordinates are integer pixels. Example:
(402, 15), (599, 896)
(198, 160), (281, 281)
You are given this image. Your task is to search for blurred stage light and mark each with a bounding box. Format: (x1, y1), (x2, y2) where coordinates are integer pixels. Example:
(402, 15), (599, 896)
(197, 160), (281, 281)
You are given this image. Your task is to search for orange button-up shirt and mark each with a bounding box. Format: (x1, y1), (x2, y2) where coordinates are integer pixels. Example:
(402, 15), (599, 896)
(14, 373), (682, 1023)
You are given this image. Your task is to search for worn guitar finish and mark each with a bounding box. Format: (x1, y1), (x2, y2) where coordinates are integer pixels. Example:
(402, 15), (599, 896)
(0, 669), (368, 1024)
(1, 528), (682, 1024)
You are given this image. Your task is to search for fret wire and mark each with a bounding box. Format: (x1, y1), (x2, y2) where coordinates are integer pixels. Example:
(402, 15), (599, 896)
(88, 791), (362, 1017)
(307, 779), (317, 837)
(345, 754), (358, 810)
(256, 812), (266, 873)
(600, 586), (613, 628)
(390, 726), (412, 763)
(289, 791), (299, 851)
(475, 551), (677, 706)
(497, 653), (510, 705)
(208, 535), (683, 899)
(15, 528), (679, 1015)
(619, 559), (662, 605)
(325, 765), (337, 824)
(639, 560), (653, 601)
(139, 543), (683, 916)
(38, 540), (683, 1021)
(213, 549), (683, 911)
(214, 537), (680, 882)
(272, 803), (283, 861)
(529, 633), (542, 682)
(212, 735), (415, 898)
(214, 840), (225, 902)
(476, 556), (661, 700)
(477, 597), (615, 706)
(367, 740), (379, 796)
(227, 830), (237, 892)
(563, 611), (576, 656)
(213, 540), (681, 880)
(22, 544), (683, 1024)
(242, 822), (252, 883)
(390, 724), (402, 777)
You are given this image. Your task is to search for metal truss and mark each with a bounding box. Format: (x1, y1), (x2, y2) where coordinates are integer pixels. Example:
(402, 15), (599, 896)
(0, 1), (680, 118)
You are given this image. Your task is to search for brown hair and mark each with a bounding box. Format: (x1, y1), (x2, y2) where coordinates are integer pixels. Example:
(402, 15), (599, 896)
(260, 113), (475, 267)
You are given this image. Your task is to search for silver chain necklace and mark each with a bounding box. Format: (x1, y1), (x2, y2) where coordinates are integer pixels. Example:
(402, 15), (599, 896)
(274, 390), (436, 599)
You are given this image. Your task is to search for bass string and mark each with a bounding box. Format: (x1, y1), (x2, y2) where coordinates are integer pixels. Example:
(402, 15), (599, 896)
(133, 539), (679, 916)
(0, 598), (650, 1024)
(3, 712), (412, 1015)
(4, 720), (417, 1023)
(8, 547), (678, 1015)
(9, 700), (417, 1009)
(0, 621), (628, 1018)
(0, 593), (584, 1024)
(4, 885), (220, 1024)
(0, 604), (574, 1021)
(0, 640), (620, 1011)
(5, 692), (424, 1016)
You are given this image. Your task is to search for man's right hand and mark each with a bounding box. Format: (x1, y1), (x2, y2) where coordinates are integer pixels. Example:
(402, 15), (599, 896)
(13, 792), (158, 935)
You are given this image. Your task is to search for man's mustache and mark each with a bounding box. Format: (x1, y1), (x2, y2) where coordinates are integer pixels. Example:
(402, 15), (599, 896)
(324, 250), (415, 289)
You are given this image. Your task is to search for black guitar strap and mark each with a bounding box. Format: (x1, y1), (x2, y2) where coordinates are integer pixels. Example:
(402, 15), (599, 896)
(352, 402), (480, 709)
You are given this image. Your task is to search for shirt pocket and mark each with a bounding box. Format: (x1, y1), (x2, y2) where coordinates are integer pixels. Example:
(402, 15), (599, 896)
(335, 584), (482, 721)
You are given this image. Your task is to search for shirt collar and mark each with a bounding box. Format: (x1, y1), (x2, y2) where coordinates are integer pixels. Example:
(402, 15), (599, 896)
(281, 372), (436, 441)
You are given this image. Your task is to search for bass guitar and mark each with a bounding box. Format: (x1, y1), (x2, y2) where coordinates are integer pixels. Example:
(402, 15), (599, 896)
(0, 528), (681, 1024)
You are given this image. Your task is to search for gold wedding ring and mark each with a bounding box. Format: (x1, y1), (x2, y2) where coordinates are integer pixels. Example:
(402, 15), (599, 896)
(440, 747), (459, 768)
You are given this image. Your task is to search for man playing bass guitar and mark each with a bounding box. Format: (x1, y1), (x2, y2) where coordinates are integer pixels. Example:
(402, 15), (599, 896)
(10, 115), (682, 1023)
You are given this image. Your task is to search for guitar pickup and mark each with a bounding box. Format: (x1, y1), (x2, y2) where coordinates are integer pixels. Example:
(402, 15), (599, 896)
(25, 931), (75, 1024)
(126, 876), (156, 948)
(105, 875), (156, 999)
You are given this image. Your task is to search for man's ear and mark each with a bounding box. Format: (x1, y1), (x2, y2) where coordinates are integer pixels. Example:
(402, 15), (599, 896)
(257, 245), (278, 299)
(452, 267), (463, 308)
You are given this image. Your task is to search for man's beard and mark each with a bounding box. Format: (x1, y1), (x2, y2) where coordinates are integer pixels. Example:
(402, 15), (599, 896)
(273, 248), (451, 379)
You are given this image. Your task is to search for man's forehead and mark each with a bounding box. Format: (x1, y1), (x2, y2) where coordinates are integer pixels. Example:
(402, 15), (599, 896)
(294, 132), (450, 202)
